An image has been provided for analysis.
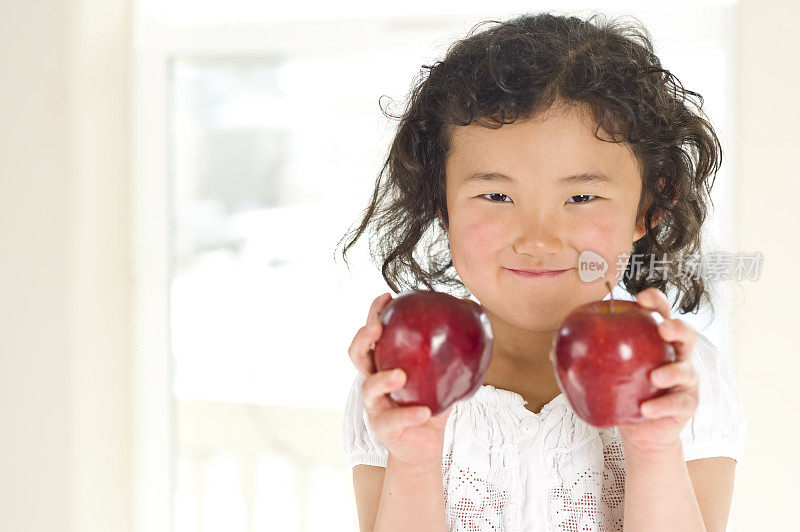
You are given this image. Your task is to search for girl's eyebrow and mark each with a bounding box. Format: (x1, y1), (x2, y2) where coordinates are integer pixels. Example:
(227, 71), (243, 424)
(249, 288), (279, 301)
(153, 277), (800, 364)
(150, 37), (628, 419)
(462, 171), (614, 186)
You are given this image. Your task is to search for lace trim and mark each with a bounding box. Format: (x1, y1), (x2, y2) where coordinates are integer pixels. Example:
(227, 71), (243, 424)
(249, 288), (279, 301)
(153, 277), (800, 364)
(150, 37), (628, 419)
(546, 438), (626, 531)
(440, 439), (627, 531)
(442, 451), (513, 530)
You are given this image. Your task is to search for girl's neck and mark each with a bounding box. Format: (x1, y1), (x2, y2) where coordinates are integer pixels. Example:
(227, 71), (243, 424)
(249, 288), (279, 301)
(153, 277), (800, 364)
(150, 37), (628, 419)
(481, 315), (563, 413)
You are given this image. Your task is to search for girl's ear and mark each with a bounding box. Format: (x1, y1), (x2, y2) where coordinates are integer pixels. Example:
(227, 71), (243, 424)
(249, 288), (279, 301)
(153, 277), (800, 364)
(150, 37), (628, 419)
(634, 205), (665, 242)
(633, 181), (677, 242)
(633, 190), (652, 242)
(437, 208), (448, 232)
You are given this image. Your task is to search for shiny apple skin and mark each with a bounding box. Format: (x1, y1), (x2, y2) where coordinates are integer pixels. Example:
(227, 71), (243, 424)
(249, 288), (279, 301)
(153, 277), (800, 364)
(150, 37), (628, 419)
(373, 290), (494, 416)
(553, 299), (677, 428)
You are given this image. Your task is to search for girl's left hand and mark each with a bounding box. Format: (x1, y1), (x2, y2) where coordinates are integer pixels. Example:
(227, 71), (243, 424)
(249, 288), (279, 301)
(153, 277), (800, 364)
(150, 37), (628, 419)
(616, 287), (700, 454)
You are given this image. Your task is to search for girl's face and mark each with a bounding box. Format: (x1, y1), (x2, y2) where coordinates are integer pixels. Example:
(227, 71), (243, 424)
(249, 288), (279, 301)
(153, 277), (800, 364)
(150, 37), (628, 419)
(442, 101), (648, 332)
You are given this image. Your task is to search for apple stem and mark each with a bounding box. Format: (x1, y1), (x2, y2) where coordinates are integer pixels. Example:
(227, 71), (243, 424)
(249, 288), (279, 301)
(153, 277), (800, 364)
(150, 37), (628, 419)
(605, 280), (614, 312)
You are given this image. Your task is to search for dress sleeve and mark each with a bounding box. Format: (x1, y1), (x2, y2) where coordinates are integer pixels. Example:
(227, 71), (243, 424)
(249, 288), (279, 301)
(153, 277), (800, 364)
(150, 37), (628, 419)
(342, 373), (389, 469)
(679, 332), (748, 468)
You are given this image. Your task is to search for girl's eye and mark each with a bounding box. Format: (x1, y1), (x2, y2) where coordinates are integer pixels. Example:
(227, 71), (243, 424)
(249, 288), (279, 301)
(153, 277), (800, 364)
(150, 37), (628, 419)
(566, 194), (598, 204)
(480, 193), (512, 203)
(479, 194), (599, 204)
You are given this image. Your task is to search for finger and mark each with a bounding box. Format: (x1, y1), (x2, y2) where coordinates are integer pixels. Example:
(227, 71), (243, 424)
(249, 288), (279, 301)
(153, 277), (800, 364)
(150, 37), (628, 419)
(362, 369), (407, 415)
(636, 288), (672, 321)
(370, 404), (432, 435)
(347, 323), (382, 376)
(640, 390), (698, 419)
(366, 292), (393, 326)
(657, 319), (697, 362)
(650, 359), (698, 389)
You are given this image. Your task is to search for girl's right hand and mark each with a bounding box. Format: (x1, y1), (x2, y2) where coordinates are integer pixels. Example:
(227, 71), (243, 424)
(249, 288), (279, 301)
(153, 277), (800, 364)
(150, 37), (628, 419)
(347, 292), (454, 467)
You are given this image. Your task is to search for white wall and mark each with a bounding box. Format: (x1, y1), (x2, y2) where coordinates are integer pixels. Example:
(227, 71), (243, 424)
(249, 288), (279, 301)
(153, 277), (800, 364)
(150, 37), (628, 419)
(734, 0), (800, 530)
(0, 1), (132, 531)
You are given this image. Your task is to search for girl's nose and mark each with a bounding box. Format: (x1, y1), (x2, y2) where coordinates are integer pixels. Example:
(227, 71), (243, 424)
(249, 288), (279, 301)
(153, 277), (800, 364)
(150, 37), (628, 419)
(512, 216), (563, 256)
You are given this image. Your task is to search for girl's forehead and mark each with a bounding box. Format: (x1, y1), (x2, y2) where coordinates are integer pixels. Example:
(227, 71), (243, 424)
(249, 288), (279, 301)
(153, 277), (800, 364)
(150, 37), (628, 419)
(445, 113), (641, 187)
(448, 103), (607, 152)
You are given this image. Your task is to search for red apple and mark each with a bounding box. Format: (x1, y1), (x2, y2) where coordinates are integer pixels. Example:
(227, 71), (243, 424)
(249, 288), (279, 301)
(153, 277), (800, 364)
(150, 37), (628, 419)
(552, 294), (676, 428)
(373, 290), (493, 416)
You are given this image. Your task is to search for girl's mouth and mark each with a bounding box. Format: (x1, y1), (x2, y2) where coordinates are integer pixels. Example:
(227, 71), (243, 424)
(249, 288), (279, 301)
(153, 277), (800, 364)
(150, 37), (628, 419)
(506, 268), (571, 278)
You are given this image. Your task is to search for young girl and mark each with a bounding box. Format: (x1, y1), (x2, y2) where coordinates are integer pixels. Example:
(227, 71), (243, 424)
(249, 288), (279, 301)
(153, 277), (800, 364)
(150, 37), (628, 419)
(338, 11), (747, 531)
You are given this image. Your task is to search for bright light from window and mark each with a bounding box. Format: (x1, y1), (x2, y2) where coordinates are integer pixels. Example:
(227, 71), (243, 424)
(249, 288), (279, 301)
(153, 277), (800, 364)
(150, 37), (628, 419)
(140, 0), (737, 26)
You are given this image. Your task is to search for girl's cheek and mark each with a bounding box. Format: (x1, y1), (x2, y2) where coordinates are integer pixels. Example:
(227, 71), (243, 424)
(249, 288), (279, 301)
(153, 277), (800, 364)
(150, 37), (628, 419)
(450, 219), (502, 275)
(575, 220), (632, 277)
(576, 222), (614, 251)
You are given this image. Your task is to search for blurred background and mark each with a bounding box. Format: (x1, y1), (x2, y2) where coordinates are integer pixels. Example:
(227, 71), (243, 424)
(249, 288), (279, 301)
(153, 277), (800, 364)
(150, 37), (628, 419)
(1, 0), (798, 531)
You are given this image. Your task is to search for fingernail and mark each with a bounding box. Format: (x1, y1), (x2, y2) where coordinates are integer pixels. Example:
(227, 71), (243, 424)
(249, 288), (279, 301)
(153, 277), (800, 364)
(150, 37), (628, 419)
(392, 369), (404, 380)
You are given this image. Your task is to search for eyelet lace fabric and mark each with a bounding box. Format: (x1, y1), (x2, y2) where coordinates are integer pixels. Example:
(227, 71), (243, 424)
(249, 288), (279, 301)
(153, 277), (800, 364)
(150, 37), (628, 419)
(342, 331), (747, 531)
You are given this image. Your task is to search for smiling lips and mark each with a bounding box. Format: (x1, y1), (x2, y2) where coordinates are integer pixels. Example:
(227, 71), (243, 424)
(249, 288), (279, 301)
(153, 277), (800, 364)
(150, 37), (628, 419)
(506, 267), (571, 278)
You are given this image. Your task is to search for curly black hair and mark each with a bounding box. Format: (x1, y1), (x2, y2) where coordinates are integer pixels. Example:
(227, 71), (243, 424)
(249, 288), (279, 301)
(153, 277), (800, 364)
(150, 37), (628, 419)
(335, 11), (722, 315)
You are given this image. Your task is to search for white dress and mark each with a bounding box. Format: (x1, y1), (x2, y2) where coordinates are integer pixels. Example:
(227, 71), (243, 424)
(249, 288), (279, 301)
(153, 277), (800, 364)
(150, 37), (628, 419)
(341, 331), (747, 531)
